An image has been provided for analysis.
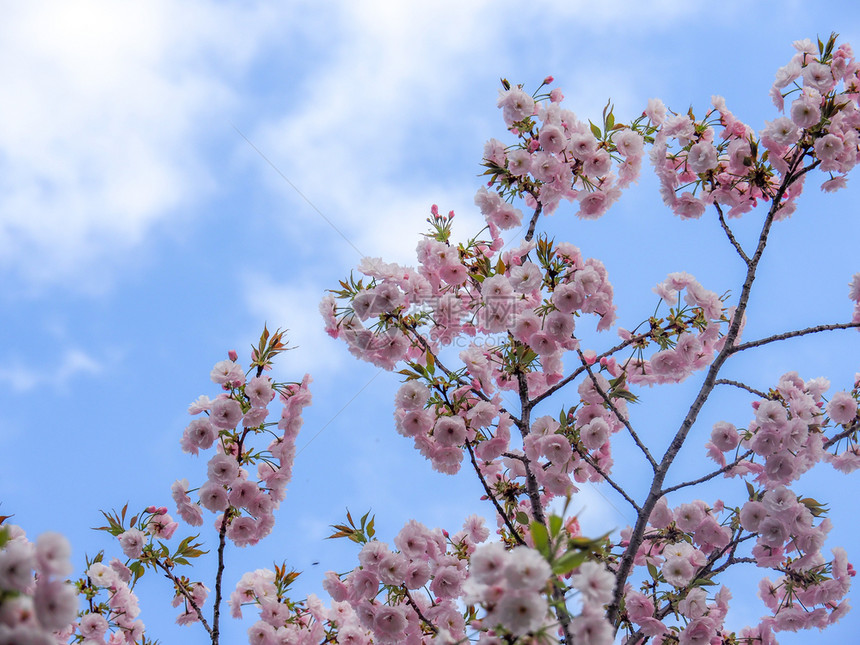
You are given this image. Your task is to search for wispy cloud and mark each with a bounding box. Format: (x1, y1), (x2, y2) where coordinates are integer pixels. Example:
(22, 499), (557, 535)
(242, 273), (346, 375)
(0, 347), (102, 393)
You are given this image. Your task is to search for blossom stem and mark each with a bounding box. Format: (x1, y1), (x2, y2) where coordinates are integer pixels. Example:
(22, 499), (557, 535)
(212, 511), (229, 645)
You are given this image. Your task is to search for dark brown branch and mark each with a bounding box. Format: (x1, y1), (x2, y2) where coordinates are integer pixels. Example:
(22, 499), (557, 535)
(823, 419), (859, 450)
(212, 512), (229, 645)
(660, 449), (754, 496)
(525, 203), (543, 242)
(402, 587), (439, 634)
(577, 348), (657, 472)
(713, 378), (771, 399)
(606, 145), (810, 629)
(515, 371), (547, 527)
(714, 202), (750, 265)
(729, 321), (860, 354)
(465, 440), (526, 546)
(153, 559), (213, 635)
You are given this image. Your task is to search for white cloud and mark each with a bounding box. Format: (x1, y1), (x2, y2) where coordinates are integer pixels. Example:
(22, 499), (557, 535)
(0, 0), (718, 291)
(240, 0), (720, 278)
(0, 347), (102, 393)
(0, 0), (290, 289)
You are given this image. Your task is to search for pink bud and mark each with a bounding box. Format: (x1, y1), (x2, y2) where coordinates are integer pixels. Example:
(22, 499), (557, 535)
(583, 350), (597, 365)
(431, 204), (439, 216)
(543, 75), (554, 85)
(228, 349), (238, 361)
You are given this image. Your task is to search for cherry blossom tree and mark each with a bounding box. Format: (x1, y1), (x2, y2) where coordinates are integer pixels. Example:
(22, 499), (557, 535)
(2, 33), (860, 645)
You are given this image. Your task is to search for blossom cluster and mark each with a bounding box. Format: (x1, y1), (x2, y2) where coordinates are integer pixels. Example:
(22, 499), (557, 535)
(0, 526), (77, 644)
(650, 36), (860, 221)
(173, 338), (312, 551)
(230, 516), (488, 644)
(229, 512), (614, 645)
(78, 556), (147, 644)
(489, 77), (645, 219)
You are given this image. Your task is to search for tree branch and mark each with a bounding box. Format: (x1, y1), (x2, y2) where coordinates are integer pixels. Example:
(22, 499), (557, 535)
(823, 419), (859, 450)
(577, 348), (657, 472)
(574, 447), (642, 513)
(152, 559), (213, 636)
(729, 321), (860, 354)
(606, 145), (810, 630)
(406, 324), (523, 427)
(401, 587), (439, 635)
(524, 203), (543, 242)
(465, 440), (526, 546)
(660, 449), (754, 496)
(212, 512), (230, 645)
(713, 378), (771, 399)
(714, 202), (750, 265)
(530, 331), (652, 409)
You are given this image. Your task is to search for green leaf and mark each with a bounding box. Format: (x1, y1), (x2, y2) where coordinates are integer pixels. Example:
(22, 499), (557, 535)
(692, 577), (717, 587)
(515, 511), (530, 525)
(549, 514), (563, 538)
(590, 121), (601, 139)
(552, 550), (589, 575)
(647, 562), (659, 580)
(530, 521), (550, 555)
(367, 516), (376, 539)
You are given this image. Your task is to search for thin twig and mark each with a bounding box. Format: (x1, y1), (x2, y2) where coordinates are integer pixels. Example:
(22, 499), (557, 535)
(575, 447), (642, 513)
(713, 378), (771, 399)
(152, 559), (213, 635)
(465, 440), (526, 546)
(714, 202), (750, 265)
(577, 348), (657, 472)
(660, 449), (754, 495)
(407, 325), (522, 427)
(530, 331), (652, 408)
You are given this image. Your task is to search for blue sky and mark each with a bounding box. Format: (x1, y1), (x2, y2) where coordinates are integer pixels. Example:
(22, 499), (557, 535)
(1, 1), (859, 642)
